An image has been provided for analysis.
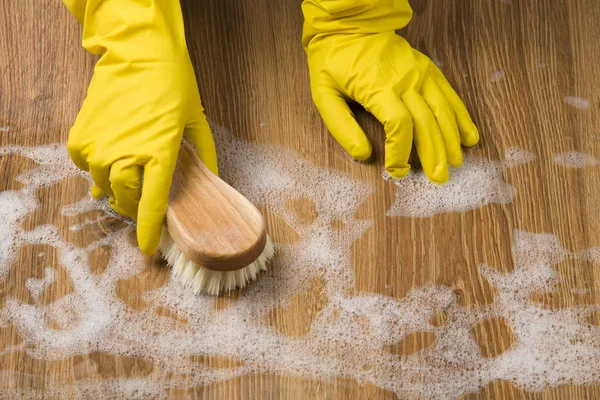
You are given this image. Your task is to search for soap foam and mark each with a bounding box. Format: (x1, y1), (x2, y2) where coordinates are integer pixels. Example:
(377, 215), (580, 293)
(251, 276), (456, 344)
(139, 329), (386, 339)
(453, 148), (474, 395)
(25, 267), (56, 302)
(489, 70), (505, 82)
(386, 148), (535, 217)
(0, 191), (36, 278)
(553, 151), (599, 168)
(1, 125), (599, 399)
(563, 96), (591, 110)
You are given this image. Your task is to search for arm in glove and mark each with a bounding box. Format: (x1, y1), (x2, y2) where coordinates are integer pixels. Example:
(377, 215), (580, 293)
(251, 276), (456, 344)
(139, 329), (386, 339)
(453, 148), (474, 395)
(302, 0), (479, 183)
(62, 0), (218, 255)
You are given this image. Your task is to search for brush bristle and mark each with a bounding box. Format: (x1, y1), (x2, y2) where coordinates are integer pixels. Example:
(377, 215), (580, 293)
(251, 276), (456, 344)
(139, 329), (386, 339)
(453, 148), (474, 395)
(159, 229), (274, 295)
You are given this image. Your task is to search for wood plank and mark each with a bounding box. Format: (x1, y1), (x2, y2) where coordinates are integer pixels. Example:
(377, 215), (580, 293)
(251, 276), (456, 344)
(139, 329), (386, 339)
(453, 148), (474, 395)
(1, 0), (599, 398)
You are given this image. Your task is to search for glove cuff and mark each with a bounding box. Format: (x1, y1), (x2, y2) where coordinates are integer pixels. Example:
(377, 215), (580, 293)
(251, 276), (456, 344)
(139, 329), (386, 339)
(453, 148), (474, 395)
(301, 0), (413, 50)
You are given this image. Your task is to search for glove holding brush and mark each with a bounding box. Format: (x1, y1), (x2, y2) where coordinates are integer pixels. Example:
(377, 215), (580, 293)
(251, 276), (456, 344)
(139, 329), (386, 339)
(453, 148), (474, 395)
(63, 0), (273, 294)
(63, 0), (218, 255)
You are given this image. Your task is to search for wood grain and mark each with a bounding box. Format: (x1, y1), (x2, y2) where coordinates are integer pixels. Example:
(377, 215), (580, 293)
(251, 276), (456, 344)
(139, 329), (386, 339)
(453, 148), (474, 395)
(1, 0), (599, 398)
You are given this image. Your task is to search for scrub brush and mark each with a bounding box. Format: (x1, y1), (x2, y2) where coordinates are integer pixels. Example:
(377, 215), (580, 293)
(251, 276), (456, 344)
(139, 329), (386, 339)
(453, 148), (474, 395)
(159, 141), (274, 295)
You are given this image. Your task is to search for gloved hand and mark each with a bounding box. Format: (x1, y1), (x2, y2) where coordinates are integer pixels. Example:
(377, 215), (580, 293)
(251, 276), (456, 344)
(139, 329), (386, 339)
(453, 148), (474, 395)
(302, 0), (479, 183)
(63, 0), (218, 255)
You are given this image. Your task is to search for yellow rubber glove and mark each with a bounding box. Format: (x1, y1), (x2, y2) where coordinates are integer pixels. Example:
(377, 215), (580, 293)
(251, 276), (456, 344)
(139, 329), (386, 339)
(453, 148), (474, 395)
(63, 0), (218, 255)
(302, 0), (479, 183)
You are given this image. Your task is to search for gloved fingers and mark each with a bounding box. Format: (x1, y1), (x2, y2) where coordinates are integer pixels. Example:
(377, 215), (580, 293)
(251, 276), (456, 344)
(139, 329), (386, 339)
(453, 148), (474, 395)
(136, 159), (174, 255)
(402, 90), (449, 184)
(66, 138), (90, 172)
(430, 65), (479, 147)
(368, 91), (413, 179)
(89, 162), (114, 199)
(421, 77), (463, 168)
(312, 86), (372, 161)
(91, 183), (105, 199)
(185, 114), (219, 176)
(108, 196), (129, 218)
(109, 159), (143, 220)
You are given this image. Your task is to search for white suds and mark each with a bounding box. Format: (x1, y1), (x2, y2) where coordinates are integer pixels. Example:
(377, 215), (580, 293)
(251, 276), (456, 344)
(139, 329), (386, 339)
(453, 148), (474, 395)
(25, 267), (56, 302)
(563, 96), (591, 110)
(386, 148), (535, 217)
(489, 70), (505, 82)
(432, 57), (444, 68)
(1, 127), (599, 399)
(0, 126), (11, 132)
(0, 191), (36, 278)
(553, 151), (599, 168)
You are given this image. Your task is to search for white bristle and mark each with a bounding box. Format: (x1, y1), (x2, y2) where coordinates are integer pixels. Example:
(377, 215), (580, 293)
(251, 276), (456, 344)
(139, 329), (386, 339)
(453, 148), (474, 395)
(159, 229), (274, 295)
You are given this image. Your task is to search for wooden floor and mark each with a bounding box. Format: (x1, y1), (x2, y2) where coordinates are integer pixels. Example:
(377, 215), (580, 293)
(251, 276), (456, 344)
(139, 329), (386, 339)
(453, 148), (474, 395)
(1, 0), (600, 398)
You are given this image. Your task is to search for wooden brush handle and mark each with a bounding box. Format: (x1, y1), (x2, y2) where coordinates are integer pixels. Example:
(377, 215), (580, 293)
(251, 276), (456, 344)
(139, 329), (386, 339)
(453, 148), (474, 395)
(166, 142), (267, 271)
